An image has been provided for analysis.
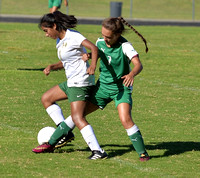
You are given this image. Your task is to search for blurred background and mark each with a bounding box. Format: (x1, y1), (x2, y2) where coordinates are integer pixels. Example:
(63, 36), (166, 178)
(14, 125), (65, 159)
(0, 0), (199, 21)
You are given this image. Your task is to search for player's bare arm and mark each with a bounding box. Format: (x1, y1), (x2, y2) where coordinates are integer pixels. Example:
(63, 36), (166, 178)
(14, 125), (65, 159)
(81, 39), (98, 75)
(43, 61), (64, 76)
(121, 55), (143, 87)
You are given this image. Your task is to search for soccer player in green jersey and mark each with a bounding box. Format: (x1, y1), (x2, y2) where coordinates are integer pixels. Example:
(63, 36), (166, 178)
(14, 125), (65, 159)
(38, 16), (150, 161)
(48, 0), (68, 13)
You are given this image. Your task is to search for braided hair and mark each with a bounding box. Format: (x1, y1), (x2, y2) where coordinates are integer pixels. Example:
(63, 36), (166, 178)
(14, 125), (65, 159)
(102, 17), (148, 53)
(39, 11), (77, 32)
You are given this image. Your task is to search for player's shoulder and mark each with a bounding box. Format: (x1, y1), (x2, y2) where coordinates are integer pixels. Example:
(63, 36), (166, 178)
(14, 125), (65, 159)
(120, 36), (133, 47)
(119, 36), (128, 43)
(96, 37), (104, 46)
(96, 37), (104, 43)
(66, 29), (86, 42)
(67, 29), (85, 38)
(67, 29), (80, 34)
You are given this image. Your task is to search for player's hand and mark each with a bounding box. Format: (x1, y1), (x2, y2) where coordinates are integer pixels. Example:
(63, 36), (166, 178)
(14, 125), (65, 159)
(82, 53), (90, 62)
(121, 74), (134, 87)
(87, 66), (95, 75)
(64, 0), (68, 6)
(43, 65), (51, 76)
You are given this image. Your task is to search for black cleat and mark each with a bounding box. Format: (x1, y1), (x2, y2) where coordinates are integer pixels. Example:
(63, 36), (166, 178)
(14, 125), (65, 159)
(88, 150), (108, 160)
(55, 131), (75, 148)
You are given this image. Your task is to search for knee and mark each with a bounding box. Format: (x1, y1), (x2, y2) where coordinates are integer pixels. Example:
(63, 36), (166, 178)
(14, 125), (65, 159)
(71, 113), (81, 124)
(71, 114), (88, 130)
(41, 92), (49, 105)
(120, 116), (134, 129)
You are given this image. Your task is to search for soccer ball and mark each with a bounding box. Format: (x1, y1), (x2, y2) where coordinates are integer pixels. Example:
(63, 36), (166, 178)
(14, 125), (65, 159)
(37, 126), (56, 145)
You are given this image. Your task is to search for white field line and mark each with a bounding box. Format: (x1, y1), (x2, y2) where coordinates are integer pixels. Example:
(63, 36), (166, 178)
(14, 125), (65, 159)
(0, 123), (33, 134)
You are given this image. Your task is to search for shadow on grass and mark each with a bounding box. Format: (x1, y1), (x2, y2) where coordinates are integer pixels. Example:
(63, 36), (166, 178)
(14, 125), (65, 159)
(17, 68), (45, 71)
(146, 141), (200, 158)
(55, 141), (200, 159)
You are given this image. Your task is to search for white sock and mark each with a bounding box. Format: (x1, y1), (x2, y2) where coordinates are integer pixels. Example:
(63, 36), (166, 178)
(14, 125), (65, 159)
(46, 104), (65, 126)
(64, 115), (75, 129)
(126, 125), (139, 136)
(80, 125), (102, 152)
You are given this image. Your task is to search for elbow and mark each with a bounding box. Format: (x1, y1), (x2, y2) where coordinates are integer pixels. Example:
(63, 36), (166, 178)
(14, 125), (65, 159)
(91, 46), (98, 56)
(93, 45), (98, 53)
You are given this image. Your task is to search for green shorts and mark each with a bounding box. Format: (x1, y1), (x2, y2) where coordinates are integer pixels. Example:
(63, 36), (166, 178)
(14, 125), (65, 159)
(89, 80), (133, 109)
(48, 0), (62, 8)
(59, 81), (92, 103)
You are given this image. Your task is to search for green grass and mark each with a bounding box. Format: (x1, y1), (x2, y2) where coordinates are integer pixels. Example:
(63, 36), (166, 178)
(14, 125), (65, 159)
(0, 23), (200, 177)
(1, 0), (200, 20)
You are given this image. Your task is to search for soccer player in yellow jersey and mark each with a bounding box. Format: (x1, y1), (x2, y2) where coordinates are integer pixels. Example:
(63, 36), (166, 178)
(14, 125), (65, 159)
(32, 11), (107, 160)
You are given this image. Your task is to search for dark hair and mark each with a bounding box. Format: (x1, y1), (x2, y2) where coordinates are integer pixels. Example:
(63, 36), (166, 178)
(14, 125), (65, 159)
(102, 17), (148, 53)
(38, 11), (77, 32)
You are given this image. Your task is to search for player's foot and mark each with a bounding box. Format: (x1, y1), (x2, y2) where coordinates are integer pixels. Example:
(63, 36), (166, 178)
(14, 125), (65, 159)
(55, 131), (75, 148)
(139, 153), (150, 161)
(32, 143), (54, 153)
(88, 150), (108, 160)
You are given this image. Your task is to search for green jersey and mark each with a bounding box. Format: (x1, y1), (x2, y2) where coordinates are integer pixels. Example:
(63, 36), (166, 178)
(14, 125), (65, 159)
(96, 36), (138, 91)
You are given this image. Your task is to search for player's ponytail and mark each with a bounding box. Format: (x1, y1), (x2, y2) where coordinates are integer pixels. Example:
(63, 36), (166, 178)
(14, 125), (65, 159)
(118, 17), (148, 53)
(102, 17), (148, 53)
(39, 11), (77, 32)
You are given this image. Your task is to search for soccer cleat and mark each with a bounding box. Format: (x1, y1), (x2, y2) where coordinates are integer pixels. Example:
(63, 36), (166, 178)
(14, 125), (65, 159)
(88, 150), (108, 160)
(32, 143), (54, 153)
(55, 131), (75, 148)
(139, 153), (150, 162)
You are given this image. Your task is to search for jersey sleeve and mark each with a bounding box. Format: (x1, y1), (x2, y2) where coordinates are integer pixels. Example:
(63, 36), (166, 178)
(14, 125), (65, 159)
(122, 42), (138, 60)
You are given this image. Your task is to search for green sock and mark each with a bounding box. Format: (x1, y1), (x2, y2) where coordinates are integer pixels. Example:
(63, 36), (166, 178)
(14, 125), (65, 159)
(49, 122), (71, 146)
(129, 131), (148, 157)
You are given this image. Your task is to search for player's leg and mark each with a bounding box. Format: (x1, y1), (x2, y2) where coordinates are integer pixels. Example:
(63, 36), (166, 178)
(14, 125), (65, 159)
(48, 0), (54, 13)
(41, 84), (68, 126)
(56, 84), (100, 135)
(115, 87), (150, 161)
(117, 102), (150, 161)
(33, 83), (74, 151)
(69, 94), (107, 159)
(33, 101), (99, 152)
(50, 101), (99, 149)
(50, 0), (62, 13)
(37, 101), (98, 151)
(71, 101), (104, 151)
(33, 85), (104, 155)
(33, 86), (107, 159)
(50, 6), (59, 13)
(41, 85), (67, 108)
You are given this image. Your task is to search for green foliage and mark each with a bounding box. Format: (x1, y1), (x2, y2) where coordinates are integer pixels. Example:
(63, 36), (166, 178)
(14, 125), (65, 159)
(0, 23), (200, 177)
(1, 0), (200, 20)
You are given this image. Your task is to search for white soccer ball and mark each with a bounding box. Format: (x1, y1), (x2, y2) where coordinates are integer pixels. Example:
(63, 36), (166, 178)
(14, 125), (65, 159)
(37, 126), (56, 145)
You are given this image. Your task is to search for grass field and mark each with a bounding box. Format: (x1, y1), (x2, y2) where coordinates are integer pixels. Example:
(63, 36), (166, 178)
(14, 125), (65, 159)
(1, 0), (200, 20)
(0, 22), (200, 177)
